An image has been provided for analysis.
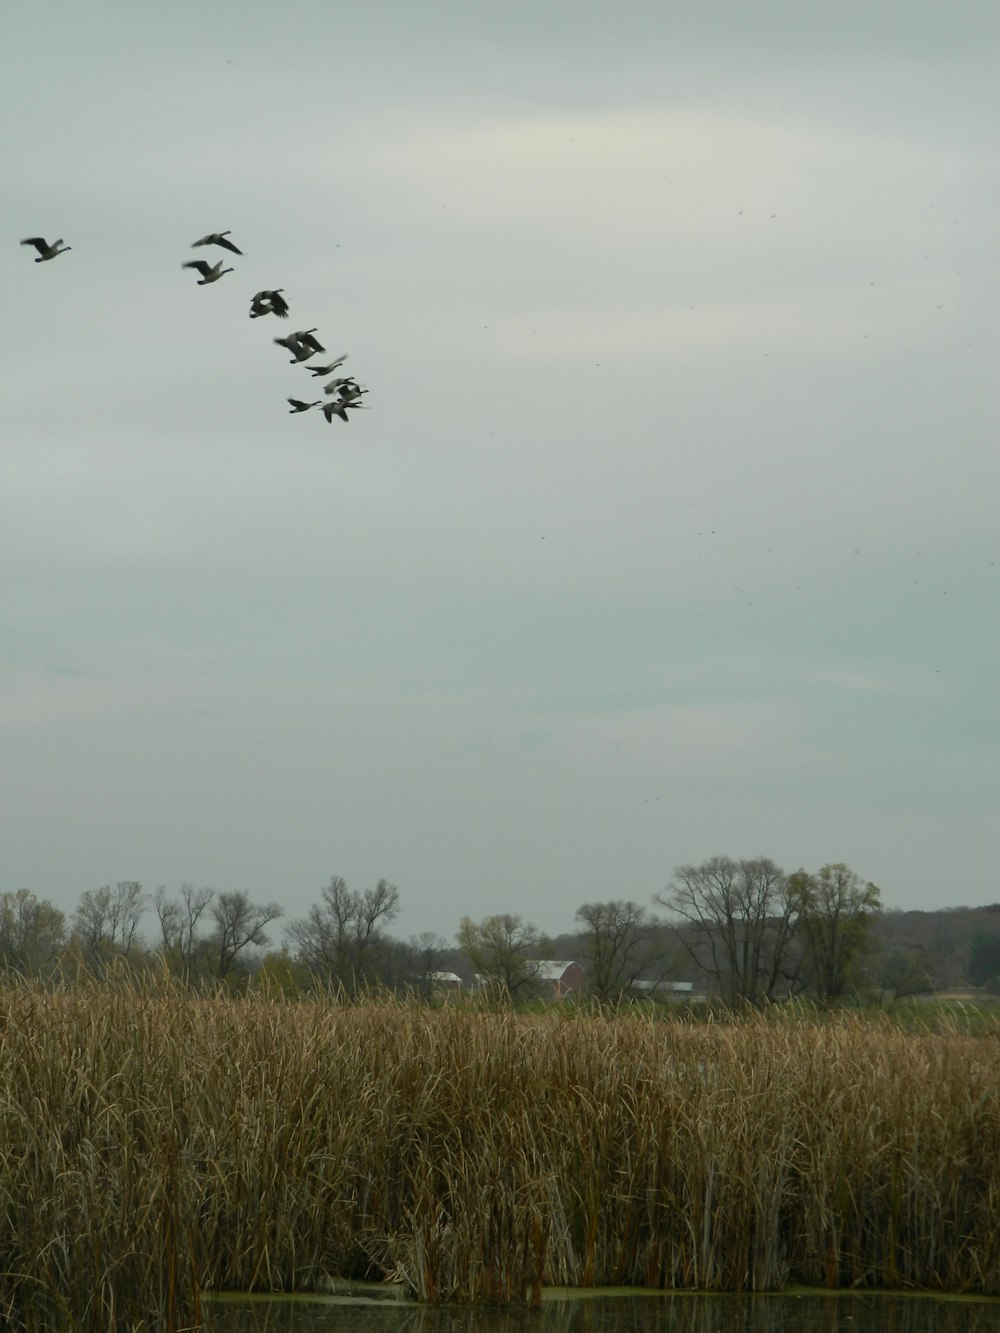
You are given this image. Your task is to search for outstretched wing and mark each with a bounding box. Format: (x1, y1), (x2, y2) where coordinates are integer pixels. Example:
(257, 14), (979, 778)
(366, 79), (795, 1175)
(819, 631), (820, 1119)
(20, 237), (47, 255)
(183, 260), (212, 278)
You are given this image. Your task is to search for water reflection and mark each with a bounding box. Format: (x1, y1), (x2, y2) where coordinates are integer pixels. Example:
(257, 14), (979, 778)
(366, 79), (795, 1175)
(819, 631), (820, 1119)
(207, 1290), (1000, 1333)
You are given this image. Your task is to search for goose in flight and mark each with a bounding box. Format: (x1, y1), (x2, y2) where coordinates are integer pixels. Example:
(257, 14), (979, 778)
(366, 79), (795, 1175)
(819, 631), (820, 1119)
(21, 236), (71, 262)
(307, 355), (349, 377)
(324, 378), (366, 401)
(274, 329), (325, 362)
(250, 289), (289, 319)
(182, 259), (233, 284)
(293, 329), (325, 353)
(321, 398), (368, 424)
(287, 398), (321, 414)
(192, 230), (243, 255)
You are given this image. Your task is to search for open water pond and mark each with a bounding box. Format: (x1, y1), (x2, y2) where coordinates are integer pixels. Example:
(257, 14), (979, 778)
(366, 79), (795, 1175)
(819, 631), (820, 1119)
(206, 1289), (1000, 1333)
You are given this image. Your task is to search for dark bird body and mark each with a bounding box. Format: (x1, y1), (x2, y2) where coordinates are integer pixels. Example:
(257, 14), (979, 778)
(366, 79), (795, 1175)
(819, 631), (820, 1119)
(274, 329), (325, 362)
(21, 236), (71, 261)
(250, 289), (289, 318)
(182, 259), (233, 284)
(307, 355), (349, 377)
(192, 230), (243, 255)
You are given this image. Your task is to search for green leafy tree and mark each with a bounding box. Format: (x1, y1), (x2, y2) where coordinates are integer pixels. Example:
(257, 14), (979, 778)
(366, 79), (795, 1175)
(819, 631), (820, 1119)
(0, 889), (66, 977)
(457, 913), (542, 1000)
(875, 944), (934, 1002)
(254, 946), (314, 996)
(794, 864), (881, 1003)
(968, 930), (1000, 990)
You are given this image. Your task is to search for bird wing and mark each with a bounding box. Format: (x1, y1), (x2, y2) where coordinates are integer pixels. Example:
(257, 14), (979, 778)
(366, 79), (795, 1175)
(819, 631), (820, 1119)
(183, 261), (212, 277)
(298, 332), (326, 353)
(215, 235), (243, 255)
(20, 238), (47, 254)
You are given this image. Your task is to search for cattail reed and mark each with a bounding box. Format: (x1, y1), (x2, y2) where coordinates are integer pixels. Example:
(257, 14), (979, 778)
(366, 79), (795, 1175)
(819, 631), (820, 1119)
(2, 975), (999, 1329)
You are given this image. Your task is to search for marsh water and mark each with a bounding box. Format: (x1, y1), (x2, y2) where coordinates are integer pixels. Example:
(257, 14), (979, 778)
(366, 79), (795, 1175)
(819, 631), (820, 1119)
(206, 1289), (1000, 1333)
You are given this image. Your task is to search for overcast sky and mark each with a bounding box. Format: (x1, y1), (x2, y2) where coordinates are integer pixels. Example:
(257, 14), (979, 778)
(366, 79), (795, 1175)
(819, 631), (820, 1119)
(2, 1), (997, 944)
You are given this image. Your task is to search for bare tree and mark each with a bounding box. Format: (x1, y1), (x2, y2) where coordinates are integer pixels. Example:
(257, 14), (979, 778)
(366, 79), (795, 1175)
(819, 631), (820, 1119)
(656, 856), (802, 1006)
(208, 891), (283, 982)
(456, 913), (542, 999)
(793, 863), (881, 1002)
(73, 881), (147, 974)
(575, 899), (663, 1002)
(406, 931), (451, 1000)
(0, 889), (66, 977)
(287, 875), (400, 992)
(153, 883), (214, 977)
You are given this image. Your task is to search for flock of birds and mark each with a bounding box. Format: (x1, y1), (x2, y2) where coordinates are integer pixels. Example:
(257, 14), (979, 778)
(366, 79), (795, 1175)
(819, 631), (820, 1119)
(20, 231), (370, 425)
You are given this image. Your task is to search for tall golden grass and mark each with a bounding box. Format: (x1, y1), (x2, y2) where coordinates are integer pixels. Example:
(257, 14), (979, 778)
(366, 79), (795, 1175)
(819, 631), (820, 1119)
(2, 976), (999, 1330)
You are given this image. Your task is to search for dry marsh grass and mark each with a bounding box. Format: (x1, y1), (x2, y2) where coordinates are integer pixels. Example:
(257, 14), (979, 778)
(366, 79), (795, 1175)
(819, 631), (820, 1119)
(2, 978), (999, 1329)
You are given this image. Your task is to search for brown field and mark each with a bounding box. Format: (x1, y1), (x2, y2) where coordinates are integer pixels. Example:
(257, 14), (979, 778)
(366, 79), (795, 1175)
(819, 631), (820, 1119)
(2, 977), (999, 1330)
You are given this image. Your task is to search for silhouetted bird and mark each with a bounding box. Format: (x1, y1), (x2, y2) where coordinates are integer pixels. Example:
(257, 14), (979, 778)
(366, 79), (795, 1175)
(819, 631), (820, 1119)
(274, 329), (324, 362)
(21, 237), (71, 262)
(182, 259), (233, 284)
(191, 230), (243, 255)
(250, 289), (290, 318)
(307, 355), (349, 377)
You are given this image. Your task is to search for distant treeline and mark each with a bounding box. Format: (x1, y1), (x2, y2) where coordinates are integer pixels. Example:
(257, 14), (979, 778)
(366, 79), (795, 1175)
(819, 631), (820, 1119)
(3, 860), (1000, 1004)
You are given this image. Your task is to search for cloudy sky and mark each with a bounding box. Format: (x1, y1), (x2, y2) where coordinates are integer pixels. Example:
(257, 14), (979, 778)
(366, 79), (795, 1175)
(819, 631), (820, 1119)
(3, 1), (997, 944)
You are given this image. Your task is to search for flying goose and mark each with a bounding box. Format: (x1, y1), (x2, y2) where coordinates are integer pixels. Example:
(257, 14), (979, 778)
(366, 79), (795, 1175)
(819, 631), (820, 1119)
(292, 329), (325, 353)
(287, 398), (321, 413)
(274, 329), (325, 362)
(249, 289), (289, 319)
(191, 230), (243, 255)
(274, 334), (314, 363)
(321, 399), (368, 423)
(324, 378), (366, 400)
(182, 259), (233, 284)
(21, 237), (71, 262)
(307, 355), (349, 377)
